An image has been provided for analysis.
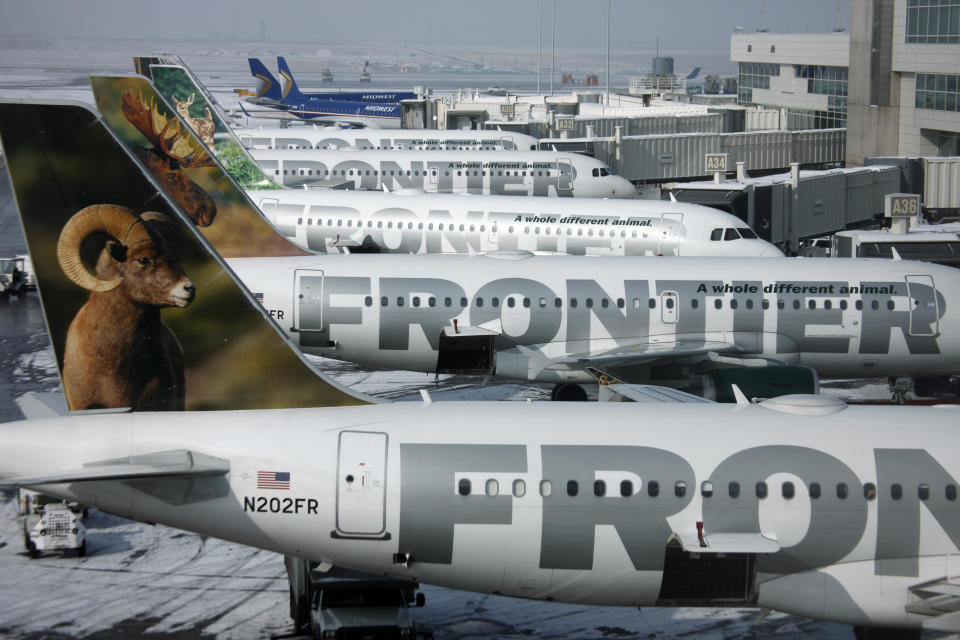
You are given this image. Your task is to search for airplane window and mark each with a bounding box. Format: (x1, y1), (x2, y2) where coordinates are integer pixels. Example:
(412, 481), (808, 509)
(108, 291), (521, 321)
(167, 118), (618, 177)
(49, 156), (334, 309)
(457, 171), (462, 177)
(701, 481), (714, 498)
(729, 481), (740, 498)
(460, 224), (465, 232)
(745, 299), (753, 309)
(439, 224), (444, 231)
(381, 297), (388, 307)
(458, 479), (471, 496)
(777, 300), (785, 310)
(513, 479), (526, 497)
(476, 297), (484, 308)
(871, 300), (879, 310)
(724, 228), (740, 241)
(856, 300), (863, 310)
(601, 298), (609, 308)
(738, 228), (758, 239)
(586, 298), (593, 308)
(276, 170), (281, 175)
(377, 221), (383, 228)
(412, 297), (420, 307)
(782, 482), (795, 499)
(594, 480), (606, 497)
(674, 481), (686, 498)
(509, 226), (514, 233)
(522, 171), (527, 177)
(347, 220), (353, 227)
(886, 300), (895, 311)
(481, 225), (486, 232)
(632, 231), (638, 238)
(523, 298), (531, 308)
(444, 171), (448, 176)
(307, 219), (313, 226)
(808, 300), (816, 310)
(809, 482), (821, 499)
(840, 300), (847, 310)
(714, 299), (722, 309)
(461, 297), (468, 307)
(578, 229), (583, 236)
(891, 483), (903, 500)
(444, 297), (452, 307)
(762, 299), (770, 310)
(919, 484), (931, 501)
(396, 297), (404, 307)
(948, 485), (958, 501)
(567, 229), (573, 236)
(486, 479), (499, 497)
(691, 299), (699, 309)
(756, 482), (768, 499)
(418, 223), (424, 230)
(428, 223), (434, 231)
(364, 296), (373, 307)
(498, 171), (503, 176)
(729, 299), (737, 309)
(365, 170), (370, 176)
(592, 168), (600, 177)
(648, 298), (656, 309)
(492, 297), (500, 308)
(507, 297), (515, 308)
(863, 482), (877, 500)
(793, 300), (801, 310)
(469, 225), (475, 232)
(297, 218), (303, 225)
(666, 298), (675, 309)
(540, 480), (552, 497)
(824, 300), (832, 310)
(428, 297), (436, 307)
(620, 480), (633, 497)
(535, 227), (540, 235)
(837, 483), (849, 499)
(570, 298), (578, 308)
(349, 170), (354, 176)
(567, 480), (579, 496)
(388, 222), (394, 229)
(617, 298), (625, 309)
(588, 230), (594, 237)
(648, 481), (660, 497)
(524, 227), (530, 234)
(337, 219), (343, 227)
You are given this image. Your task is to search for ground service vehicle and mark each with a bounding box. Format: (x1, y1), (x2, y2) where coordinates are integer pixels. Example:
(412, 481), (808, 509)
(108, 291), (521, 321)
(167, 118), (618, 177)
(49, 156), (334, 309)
(18, 489), (87, 558)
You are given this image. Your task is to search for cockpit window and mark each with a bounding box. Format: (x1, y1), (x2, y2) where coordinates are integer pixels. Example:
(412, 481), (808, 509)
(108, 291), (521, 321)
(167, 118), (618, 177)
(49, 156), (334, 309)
(738, 227), (758, 239)
(724, 228), (741, 241)
(591, 167), (611, 177)
(710, 229), (723, 241)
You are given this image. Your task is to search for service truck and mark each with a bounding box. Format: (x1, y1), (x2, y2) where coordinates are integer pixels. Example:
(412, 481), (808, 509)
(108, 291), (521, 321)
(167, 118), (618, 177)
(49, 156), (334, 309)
(19, 489), (87, 558)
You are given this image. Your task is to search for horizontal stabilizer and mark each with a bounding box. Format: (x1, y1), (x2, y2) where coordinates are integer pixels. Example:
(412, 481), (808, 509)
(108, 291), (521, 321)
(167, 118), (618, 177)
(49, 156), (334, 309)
(671, 531), (780, 554)
(15, 391), (70, 419)
(1, 449), (229, 487)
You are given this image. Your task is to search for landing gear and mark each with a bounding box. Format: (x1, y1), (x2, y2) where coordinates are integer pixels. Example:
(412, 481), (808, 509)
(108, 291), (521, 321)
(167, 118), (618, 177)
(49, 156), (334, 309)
(550, 383), (588, 402)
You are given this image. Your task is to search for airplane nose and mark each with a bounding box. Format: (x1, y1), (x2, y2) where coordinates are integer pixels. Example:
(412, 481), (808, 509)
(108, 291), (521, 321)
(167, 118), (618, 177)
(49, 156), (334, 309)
(760, 243), (785, 257)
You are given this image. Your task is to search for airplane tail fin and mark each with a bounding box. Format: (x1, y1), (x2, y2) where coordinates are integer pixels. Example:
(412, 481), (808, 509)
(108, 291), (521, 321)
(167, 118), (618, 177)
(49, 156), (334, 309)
(0, 98), (373, 412)
(686, 66), (702, 80)
(276, 56), (305, 103)
(91, 74), (303, 258)
(248, 57), (283, 101)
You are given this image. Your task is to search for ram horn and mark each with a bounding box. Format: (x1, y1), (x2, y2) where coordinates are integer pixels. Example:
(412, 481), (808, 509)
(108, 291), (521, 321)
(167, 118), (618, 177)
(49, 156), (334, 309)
(57, 204), (144, 292)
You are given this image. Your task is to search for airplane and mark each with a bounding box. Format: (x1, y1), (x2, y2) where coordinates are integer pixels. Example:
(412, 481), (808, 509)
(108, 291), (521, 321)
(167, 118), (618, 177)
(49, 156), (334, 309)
(86, 75), (960, 403)
(250, 148), (637, 197)
(247, 188), (784, 257)
(1, 100), (960, 640)
(236, 125), (540, 151)
(276, 56), (417, 104)
(246, 57), (285, 106)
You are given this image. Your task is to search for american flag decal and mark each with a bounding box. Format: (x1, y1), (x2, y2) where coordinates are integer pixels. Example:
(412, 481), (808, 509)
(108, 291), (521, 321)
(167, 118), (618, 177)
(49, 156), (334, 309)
(253, 292), (264, 304)
(258, 471), (291, 490)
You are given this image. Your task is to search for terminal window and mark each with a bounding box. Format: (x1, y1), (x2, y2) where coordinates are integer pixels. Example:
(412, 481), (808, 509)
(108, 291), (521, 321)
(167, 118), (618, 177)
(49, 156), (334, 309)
(916, 73), (960, 112)
(907, 0), (960, 43)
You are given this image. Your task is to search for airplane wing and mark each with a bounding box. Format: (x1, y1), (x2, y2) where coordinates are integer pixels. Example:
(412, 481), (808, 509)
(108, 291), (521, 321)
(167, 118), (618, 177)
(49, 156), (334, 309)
(0, 449), (229, 487)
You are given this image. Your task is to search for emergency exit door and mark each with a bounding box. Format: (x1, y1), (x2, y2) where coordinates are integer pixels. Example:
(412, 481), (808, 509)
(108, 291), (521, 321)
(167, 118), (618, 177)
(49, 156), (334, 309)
(336, 431), (388, 537)
(906, 275), (939, 336)
(293, 270), (325, 347)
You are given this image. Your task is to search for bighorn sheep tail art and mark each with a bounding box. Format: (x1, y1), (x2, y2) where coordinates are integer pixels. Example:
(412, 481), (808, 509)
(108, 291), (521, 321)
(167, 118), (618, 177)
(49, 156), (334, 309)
(57, 204), (196, 411)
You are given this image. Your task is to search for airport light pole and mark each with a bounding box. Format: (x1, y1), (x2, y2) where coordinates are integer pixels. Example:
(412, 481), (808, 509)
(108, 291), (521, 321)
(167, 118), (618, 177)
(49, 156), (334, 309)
(551, 0), (556, 96)
(538, 0), (542, 94)
(606, 0), (611, 106)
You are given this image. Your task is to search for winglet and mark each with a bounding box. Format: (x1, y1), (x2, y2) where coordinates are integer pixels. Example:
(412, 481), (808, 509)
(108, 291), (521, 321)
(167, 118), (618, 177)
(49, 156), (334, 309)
(731, 384), (751, 405)
(890, 246), (903, 261)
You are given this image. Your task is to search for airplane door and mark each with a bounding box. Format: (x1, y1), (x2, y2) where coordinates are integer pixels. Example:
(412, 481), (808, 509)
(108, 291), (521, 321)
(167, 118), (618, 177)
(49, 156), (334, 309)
(258, 197), (279, 219)
(488, 220), (501, 248)
(293, 269), (324, 338)
(906, 275), (940, 336)
(429, 168), (439, 185)
(557, 158), (574, 192)
(336, 431), (387, 537)
(658, 213), (684, 256)
(661, 291), (678, 324)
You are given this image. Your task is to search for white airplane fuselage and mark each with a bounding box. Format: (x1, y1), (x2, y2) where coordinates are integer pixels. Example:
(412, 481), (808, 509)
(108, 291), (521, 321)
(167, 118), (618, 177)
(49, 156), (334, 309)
(228, 254), (960, 383)
(237, 127), (540, 151)
(248, 189), (782, 257)
(4, 400), (960, 630)
(250, 149), (636, 197)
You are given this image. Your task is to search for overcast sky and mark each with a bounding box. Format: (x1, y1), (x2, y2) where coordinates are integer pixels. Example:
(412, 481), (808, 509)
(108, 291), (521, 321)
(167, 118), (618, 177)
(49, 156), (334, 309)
(0, 0), (850, 54)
